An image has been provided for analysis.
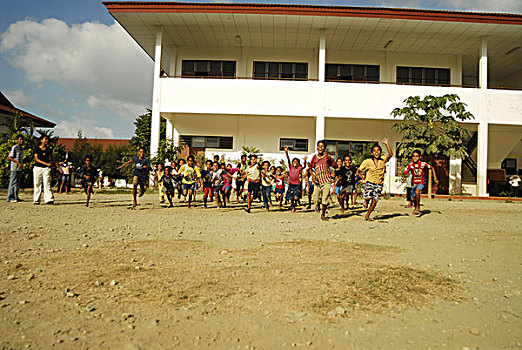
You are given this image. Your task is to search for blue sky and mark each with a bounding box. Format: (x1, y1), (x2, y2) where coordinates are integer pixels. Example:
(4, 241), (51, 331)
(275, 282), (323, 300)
(1, 0), (521, 139)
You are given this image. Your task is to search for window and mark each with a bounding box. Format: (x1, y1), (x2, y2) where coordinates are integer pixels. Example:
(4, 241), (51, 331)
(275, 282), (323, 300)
(179, 136), (233, 149)
(279, 138), (308, 152)
(181, 60), (236, 77)
(396, 66), (450, 86)
(326, 64), (380, 82)
(253, 62), (308, 80)
(325, 140), (374, 164)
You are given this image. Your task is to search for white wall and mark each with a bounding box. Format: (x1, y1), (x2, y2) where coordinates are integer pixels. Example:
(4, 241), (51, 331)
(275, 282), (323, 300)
(506, 140), (522, 171)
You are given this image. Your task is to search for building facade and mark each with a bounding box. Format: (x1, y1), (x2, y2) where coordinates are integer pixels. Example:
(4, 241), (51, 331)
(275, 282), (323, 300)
(104, 2), (522, 196)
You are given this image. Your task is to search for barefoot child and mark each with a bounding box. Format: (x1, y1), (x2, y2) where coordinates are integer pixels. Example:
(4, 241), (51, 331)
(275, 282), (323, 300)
(178, 155), (201, 208)
(118, 147), (150, 208)
(357, 138), (393, 221)
(335, 155), (357, 213)
(260, 161), (275, 212)
(153, 163), (166, 203)
(160, 166), (176, 207)
(201, 160), (213, 208)
(243, 154), (261, 213)
(284, 147), (304, 212)
(274, 167), (286, 209)
(308, 140), (337, 221)
(79, 155), (97, 207)
(210, 161), (225, 208)
(403, 150), (438, 215)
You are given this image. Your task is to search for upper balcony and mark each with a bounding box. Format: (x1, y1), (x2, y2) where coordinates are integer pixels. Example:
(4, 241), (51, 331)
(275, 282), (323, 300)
(159, 76), (522, 125)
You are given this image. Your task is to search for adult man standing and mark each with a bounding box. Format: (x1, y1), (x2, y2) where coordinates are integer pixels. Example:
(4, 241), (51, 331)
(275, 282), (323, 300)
(7, 134), (24, 202)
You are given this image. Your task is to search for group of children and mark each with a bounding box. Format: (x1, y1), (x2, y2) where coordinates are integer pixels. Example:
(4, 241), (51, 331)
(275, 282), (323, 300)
(76, 140), (438, 220)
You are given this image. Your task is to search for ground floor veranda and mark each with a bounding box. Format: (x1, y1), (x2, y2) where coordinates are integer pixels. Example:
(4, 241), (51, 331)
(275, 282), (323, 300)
(160, 114), (522, 197)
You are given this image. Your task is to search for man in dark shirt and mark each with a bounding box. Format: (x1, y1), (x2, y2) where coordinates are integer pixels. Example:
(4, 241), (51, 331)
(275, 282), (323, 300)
(335, 155), (357, 213)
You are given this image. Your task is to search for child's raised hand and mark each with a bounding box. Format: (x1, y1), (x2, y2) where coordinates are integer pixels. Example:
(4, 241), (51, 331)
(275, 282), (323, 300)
(284, 146), (289, 152)
(381, 137), (389, 144)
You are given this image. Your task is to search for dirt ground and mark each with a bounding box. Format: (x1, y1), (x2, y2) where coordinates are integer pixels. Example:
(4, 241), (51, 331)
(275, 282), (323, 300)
(0, 189), (520, 349)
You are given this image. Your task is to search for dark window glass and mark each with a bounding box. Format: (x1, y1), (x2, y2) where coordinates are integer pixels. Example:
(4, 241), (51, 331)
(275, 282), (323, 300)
(253, 62), (309, 80)
(279, 138), (308, 152)
(181, 60), (236, 78)
(326, 64), (380, 82)
(179, 136), (234, 150)
(411, 68), (423, 84)
(396, 66), (450, 86)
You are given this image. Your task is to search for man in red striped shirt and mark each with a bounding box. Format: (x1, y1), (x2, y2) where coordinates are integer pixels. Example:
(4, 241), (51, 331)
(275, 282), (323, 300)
(309, 140), (337, 221)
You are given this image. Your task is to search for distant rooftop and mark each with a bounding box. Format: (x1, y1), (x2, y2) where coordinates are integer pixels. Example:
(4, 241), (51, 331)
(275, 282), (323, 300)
(0, 91), (56, 128)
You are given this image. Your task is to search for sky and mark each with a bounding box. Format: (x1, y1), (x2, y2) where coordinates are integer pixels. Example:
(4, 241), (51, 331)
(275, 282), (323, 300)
(1, 0), (521, 139)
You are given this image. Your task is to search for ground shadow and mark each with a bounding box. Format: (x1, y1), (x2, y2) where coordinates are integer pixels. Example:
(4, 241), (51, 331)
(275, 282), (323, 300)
(373, 213), (409, 221)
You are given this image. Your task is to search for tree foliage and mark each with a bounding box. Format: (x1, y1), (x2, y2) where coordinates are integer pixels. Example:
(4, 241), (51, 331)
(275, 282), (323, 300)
(130, 109), (166, 156)
(392, 94), (474, 160)
(0, 113), (66, 188)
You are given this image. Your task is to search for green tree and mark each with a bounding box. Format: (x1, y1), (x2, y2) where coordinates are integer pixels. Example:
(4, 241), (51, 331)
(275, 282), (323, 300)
(392, 94), (474, 194)
(392, 94), (474, 160)
(151, 139), (183, 165)
(130, 109), (166, 156)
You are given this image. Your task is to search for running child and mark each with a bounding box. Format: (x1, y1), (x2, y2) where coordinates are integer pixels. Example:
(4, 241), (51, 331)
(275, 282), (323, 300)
(357, 138), (393, 221)
(403, 150), (438, 215)
(153, 163), (166, 203)
(308, 140), (337, 221)
(334, 158), (343, 202)
(235, 155), (248, 203)
(200, 159), (213, 208)
(118, 147), (150, 208)
(274, 166), (286, 209)
(335, 155), (357, 213)
(178, 155), (201, 208)
(284, 147), (305, 212)
(79, 155), (97, 207)
(243, 154), (261, 213)
(261, 160), (275, 212)
(160, 165), (176, 207)
(210, 161), (225, 207)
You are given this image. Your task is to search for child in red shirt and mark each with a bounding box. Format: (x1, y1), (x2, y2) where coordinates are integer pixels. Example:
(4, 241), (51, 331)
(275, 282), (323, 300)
(403, 149), (438, 215)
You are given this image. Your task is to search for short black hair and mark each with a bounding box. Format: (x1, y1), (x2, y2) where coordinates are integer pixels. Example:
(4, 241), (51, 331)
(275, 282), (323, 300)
(372, 144), (382, 152)
(165, 166), (172, 171)
(249, 154), (258, 159)
(412, 149), (422, 156)
(187, 155), (195, 161)
(15, 134), (24, 140)
(344, 155), (352, 161)
(85, 155), (92, 161)
(205, 159), (212, 164)
(241, 154), (247, 159)
(262, 160), (270, 167)
(138, 146), (146, 152)
(317, 140), (327, 147)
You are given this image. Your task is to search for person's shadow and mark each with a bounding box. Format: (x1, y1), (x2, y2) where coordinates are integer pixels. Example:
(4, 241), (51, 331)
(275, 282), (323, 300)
(373, 213), (409, 220)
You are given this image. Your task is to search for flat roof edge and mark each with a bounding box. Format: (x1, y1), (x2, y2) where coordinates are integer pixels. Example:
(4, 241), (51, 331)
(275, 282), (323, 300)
(103, 2), (522, 25)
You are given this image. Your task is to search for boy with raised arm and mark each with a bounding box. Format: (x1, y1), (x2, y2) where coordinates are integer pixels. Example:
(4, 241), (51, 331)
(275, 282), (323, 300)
(284, 146), (305, 212)
(308, 140), (337, 221)
(357, 138), (393, 221)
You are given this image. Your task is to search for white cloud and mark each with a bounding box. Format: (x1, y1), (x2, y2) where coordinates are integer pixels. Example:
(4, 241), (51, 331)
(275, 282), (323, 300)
(0, 18), (153, 119)
(86, 95), (144, 120)
(3, 89), (34, 106)
(433, 0), (522, 12)
(54, 119), (116, 139)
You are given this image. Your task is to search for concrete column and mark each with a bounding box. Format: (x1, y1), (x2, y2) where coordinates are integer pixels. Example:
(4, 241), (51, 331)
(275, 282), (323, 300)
(479, 38), (488, 89)
(169, 46), (177, 76)
(315, 29), (326, 144)
(173, 127), (180, 147)
(449, 155), (462, 194)
(477, 122), (489, 196)
(150, 27), (163, 157)
(165, 119), (173, 140)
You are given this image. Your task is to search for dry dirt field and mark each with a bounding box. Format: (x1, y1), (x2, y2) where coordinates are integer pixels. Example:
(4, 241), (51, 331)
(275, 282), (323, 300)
(0, 190), (521, 349)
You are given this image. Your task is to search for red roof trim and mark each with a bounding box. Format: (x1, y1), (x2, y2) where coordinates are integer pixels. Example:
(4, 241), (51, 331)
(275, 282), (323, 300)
(0, 104), (56, 128)
(103, 2), (522, 25)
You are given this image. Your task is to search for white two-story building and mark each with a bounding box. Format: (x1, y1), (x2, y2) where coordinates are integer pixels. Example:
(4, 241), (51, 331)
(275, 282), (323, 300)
(104, 2), (522, 197)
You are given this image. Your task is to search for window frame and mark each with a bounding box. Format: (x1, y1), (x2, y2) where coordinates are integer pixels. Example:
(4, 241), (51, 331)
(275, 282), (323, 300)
(181, 60), (237, 78)
(179, 135), (234, 150)
(279, 138), (309, 152)
(325, 63), (380, 82)
(396, 66), (451, 86)
(253, 61), (309, 80)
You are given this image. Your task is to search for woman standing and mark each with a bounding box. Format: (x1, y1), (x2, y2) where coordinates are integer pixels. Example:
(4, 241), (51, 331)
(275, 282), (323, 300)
(33, 135), (62, 205)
